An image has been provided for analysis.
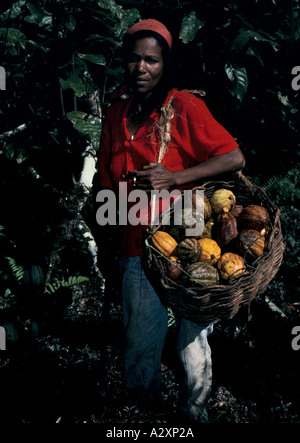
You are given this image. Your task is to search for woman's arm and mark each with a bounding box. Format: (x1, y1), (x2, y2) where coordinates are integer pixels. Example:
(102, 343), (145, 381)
(133, 147), (245, 191)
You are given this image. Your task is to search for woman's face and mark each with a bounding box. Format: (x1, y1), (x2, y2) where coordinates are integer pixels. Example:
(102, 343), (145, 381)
(126, 37), (164, 95)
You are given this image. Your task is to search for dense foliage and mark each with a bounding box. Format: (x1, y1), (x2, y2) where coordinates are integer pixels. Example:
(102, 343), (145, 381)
(0, 0), (299, 424)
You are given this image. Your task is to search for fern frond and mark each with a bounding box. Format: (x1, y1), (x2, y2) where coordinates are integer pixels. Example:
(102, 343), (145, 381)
(262, 176), (282, 195)
(5, 257), (24, 282)
(262, 172), (299, 205)
(167, 306), (176, 328)
(44, 275), (90, 294)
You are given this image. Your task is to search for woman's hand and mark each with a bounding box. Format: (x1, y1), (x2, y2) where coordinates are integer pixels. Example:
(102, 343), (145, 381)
(131, 162), (176, 191)
(125, 147), (245, 191)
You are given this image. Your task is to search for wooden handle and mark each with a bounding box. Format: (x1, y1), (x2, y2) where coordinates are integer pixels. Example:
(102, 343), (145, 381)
(235, 170), (253, 187)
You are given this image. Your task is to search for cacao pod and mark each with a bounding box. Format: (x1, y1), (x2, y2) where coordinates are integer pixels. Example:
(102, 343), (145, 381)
(181, 208), (204, 239)
(192, 192), (212, 220)
(230, 204), (243, 218)
(217, 252), (246, 281)
(199, 217), (214, 239)
(184, 262), (220, 287)
(165, 256), (183, 281)
(198, 238), (221, 265)
(151, 231), (178, 257)
(238, 229), (265, 259)
(239, 204), (270, 231)
(209, 188), (236, 214)
(177, 238), (202, 263)
(215, 208), (238, 248)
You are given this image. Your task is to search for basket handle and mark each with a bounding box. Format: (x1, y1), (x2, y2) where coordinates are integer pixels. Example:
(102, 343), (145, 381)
(235, 170), (254, 187)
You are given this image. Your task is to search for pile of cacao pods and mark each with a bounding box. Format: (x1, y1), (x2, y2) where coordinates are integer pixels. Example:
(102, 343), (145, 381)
(150, 188), (270, 288)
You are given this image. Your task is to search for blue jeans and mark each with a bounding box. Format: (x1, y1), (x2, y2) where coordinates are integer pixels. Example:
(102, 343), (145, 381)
(122, 256), (214, 421)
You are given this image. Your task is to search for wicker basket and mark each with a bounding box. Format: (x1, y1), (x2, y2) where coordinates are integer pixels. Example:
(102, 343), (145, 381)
(142, 172), (285, 323)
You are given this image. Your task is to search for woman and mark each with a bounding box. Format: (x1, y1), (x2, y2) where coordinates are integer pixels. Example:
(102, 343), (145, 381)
(98, 19), (245, 423)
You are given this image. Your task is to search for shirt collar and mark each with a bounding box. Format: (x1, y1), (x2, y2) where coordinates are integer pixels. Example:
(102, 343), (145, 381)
(122, 89), (177, 139)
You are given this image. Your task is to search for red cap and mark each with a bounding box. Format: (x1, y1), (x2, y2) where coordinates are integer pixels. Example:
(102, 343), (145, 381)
(125, 19), (172, 49)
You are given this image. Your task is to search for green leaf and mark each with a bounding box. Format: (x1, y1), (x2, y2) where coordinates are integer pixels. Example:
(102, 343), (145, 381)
(67, 15), (76, 32)
(97, 0), (118, 13)
(66, 111), (102, 150)
(26, 3), (45, 23)
(277, 91), (292, 107)
(113, 8), (141, 40)
(232, 29), (279, 52)
(265, 296), (287, 318)
(84, 34), (120, 46)
(38, 15), (53, 29)
(2, 0), (26, 19)
(180, 11), (205, 43)
(0, 28), (27, 48)
(225, 64), (248, 102)
(60, 74), (85, 97)
(77, 53), (106, 66)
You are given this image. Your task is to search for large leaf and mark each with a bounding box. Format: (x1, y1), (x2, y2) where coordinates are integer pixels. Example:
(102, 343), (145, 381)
(230, 30), (278, 66)
(66, 111), (102, 151)
(232, 29), (278, 51)
(25, 3), (45, 24)
(84, 34), (120, 46)
(77, 53), (106, 66)
(113, 8), (141, 40)
(1, 0), (26, 19)
(0, 27), (27, 48)
(97, 0), (119, 13)
(180, 11), (205, 44)
(60, 74), (85, 97)
(225, 64), (248, 102)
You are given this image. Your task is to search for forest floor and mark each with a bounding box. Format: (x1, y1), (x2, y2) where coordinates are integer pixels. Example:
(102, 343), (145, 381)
(1, 275), (300, 425)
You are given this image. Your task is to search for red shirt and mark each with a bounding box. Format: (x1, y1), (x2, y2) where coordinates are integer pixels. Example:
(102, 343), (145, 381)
(99, 88), (239, 258)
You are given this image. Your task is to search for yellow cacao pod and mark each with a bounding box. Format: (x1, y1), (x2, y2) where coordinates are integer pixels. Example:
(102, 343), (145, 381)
(198, 238), (221, 265)
(210, 188), (236, 214)
(151, 231), (178, 257)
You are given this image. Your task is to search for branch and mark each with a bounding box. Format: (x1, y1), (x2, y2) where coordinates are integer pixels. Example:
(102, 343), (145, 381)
(0, 122), (29, 141)
(79, 144), (97, 190)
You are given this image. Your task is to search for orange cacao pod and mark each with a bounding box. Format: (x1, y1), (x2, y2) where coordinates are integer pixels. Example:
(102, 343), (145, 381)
(239, 205), (270, 231)
(217, 252), (246, 281)
(151, 231), (178, 257)
(238, 229), (265, 259)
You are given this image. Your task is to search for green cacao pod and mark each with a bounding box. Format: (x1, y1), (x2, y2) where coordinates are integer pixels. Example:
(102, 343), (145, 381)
(177, 238), (202, 263)
(184, 262), (220, 287)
